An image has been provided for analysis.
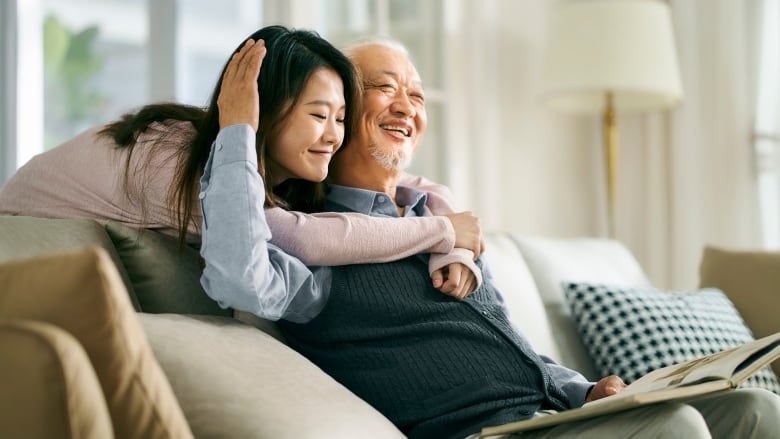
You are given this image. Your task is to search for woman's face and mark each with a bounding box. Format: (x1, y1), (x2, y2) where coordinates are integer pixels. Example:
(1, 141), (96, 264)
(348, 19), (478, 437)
(267, 67), (346, 185)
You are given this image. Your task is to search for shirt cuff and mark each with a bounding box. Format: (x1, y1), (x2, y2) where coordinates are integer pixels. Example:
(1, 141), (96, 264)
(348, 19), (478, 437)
(428, 249), (484, 288)
(212, 124), (257, 168)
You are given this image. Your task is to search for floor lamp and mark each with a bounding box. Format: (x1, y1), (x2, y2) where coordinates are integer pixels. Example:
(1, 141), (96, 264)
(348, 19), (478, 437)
(542, 0), (683, 238)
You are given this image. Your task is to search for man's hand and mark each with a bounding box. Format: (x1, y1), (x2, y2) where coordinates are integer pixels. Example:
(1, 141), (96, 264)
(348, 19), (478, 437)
(217, 39), (266, 132)
(445, 211), (484, 259)
(585, 375), (626, 403)
(431, 263), (478, 299)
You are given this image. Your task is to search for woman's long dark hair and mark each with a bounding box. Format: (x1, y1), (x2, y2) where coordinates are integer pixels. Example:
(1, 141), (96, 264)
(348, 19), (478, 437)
(99, 25), (360, 246)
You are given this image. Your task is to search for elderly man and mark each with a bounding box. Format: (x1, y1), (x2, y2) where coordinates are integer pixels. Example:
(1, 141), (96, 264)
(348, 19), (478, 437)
(202, 36), (780, 439)
(276, 38), (780, 439)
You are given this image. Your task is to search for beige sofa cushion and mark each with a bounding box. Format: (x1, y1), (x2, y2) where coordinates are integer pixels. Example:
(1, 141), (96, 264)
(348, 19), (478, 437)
(0, 247), (193, 439)
(510, 236), (650, 380)
(141, 313), (406, 439)
(0, 319), (113, 439)
(699, 246), (780, 376)
(0, 215), (140, 309)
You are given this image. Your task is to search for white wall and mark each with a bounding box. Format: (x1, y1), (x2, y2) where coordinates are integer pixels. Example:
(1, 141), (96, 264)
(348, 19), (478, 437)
(495, 0), (602, 237)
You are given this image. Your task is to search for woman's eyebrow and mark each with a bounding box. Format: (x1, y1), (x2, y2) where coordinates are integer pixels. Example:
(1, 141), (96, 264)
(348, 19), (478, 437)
(303, 99), (345, 109)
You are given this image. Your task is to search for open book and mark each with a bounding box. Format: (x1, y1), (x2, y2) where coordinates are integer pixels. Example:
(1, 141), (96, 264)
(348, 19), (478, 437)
(479, 331), (780, 438)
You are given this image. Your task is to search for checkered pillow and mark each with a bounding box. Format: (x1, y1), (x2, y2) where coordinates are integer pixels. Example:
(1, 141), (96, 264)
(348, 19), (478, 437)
(563, 283), (780, 394)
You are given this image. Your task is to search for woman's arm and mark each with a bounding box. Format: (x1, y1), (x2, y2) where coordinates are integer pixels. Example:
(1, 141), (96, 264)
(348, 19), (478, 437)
(267, 172), (486, 267)
(265, 208), (454, 266)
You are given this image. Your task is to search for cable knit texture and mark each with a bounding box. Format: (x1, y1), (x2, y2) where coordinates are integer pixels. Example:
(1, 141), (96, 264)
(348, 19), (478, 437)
(279, 256), (569, 439)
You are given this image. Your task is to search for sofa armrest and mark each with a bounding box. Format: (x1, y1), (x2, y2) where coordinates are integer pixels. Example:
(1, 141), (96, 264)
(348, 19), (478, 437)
(0, 319), (113, 439)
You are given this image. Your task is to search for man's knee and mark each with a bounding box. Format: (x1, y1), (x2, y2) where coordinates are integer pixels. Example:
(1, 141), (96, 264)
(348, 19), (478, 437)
(731, 388), (780, 437)
(654, 403), (710, 437)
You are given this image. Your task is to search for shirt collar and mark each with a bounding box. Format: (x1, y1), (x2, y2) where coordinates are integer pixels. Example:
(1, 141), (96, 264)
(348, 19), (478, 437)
(326, 184), (428, 218)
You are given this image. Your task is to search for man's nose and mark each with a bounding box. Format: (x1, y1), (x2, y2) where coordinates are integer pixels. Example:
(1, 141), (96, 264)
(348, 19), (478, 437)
(390, 92), (416, 118)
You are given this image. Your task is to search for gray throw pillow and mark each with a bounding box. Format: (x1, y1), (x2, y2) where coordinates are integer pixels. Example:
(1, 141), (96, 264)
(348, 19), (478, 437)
(105, 221), (231, 316)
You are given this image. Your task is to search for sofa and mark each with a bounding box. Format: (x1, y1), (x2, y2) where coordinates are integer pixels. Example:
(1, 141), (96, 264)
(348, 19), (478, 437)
(1, 215), (778, 439)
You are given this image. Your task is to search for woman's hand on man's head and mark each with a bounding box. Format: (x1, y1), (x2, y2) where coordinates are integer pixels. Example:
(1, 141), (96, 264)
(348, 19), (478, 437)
(218, 39), (267, 132)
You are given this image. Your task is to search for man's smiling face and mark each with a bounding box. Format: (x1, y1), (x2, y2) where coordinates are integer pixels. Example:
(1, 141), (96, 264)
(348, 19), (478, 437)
(350, 44), (427, 171)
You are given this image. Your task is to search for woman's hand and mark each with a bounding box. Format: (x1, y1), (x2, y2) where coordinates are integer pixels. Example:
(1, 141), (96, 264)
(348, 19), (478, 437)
(585, 375), (627, 403)
(432, 263), (478, 299)
(217, 39), (267, 132)
(445, 211), (484, 259)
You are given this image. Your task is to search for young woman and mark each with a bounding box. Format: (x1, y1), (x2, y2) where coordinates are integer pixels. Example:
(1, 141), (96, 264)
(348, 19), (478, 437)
(0, 26), (480, 295)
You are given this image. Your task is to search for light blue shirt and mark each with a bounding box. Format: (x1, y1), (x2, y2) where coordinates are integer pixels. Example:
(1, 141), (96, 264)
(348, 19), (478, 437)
(198, 124), (330, 323)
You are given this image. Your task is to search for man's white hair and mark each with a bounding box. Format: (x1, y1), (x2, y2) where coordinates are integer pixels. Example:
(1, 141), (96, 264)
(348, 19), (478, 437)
(341, 35), (409, 59)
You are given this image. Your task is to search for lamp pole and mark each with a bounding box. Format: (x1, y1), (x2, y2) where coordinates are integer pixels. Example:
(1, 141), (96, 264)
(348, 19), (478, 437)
(603, 92), (618, 239)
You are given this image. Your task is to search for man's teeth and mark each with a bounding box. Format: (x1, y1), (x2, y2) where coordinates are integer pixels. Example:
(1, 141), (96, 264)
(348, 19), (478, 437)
(380, 125), (409, 137)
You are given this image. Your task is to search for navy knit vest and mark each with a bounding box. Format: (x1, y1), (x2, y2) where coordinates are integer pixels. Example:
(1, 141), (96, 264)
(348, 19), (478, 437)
(278, 256), (570, 439)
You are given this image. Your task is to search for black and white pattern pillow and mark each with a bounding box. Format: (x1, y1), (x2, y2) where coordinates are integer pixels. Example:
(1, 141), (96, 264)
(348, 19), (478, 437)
(563, 283), (780, 394)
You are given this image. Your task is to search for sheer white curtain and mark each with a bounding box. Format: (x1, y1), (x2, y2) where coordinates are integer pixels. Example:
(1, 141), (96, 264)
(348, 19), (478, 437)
(619, 0), (762, 290)
(754, 0), (780, 250)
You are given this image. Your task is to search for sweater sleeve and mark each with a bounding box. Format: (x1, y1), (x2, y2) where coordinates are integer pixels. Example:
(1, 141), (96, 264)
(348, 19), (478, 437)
(265, 208), (455, 266)
(400, 173), (484, 289)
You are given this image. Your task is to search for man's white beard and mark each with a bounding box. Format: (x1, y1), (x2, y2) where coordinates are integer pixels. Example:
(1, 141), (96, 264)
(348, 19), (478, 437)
(369, 144), (413, 171)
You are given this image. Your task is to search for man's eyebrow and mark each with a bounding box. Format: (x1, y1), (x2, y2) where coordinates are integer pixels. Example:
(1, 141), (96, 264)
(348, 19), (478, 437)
(368, 70), (423, 88)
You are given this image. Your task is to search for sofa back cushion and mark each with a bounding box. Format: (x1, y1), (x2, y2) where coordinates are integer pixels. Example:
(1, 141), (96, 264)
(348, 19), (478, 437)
(699, 246), (780, 376)
(0, 215), (140, 309)
(510, 235), (652, 380)
(482, 233), (561, 363)
(105, 221), (232, 317)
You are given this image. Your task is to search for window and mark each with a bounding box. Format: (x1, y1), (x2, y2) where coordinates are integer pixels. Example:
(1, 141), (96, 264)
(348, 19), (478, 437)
(1, 0), (449, 184)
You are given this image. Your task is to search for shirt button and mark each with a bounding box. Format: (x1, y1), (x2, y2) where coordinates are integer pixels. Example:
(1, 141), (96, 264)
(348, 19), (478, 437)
(377, 195), (386, 203)
(199, 191), (206, 199)
(482, 310), (488, 316)
(217, 143), (223, 151)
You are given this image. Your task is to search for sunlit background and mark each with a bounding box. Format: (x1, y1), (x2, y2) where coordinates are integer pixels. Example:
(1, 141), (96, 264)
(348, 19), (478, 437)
(1, 0), (779, 291)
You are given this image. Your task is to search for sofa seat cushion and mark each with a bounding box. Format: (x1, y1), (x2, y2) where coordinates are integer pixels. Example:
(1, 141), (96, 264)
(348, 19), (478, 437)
(141, 313), (406, 439)
(0, 246), (193, 439)
(699, 246), (780, 376)
(0, 319), (113, 439)
(564, 282), (780, 394)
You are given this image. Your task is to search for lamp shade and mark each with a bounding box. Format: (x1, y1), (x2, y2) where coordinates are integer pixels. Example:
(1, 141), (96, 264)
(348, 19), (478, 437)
(542, 0), (683, 113)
